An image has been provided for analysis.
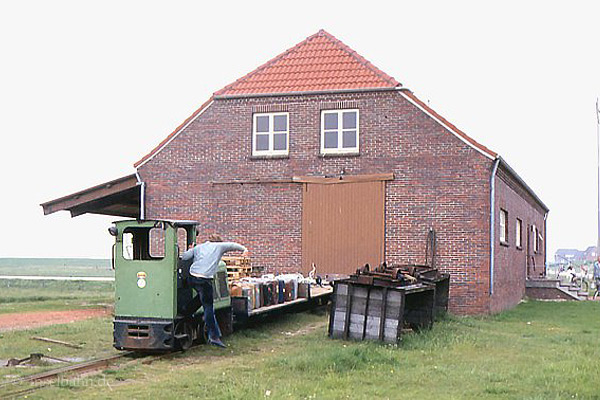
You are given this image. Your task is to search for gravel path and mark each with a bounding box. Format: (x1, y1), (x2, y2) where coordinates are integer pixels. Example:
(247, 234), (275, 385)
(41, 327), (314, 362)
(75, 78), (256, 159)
(0, 308), (110, 332)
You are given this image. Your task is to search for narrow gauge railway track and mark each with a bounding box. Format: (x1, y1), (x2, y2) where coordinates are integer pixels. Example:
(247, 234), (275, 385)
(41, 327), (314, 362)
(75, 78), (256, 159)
(0, 351), (174, 399)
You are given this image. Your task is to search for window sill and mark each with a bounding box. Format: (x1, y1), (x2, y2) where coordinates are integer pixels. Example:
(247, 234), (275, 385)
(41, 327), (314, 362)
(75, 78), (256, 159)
(250, 154), (289, 160)
(500, 241), (509, 247)
(516, 246), (523, 251)
(319, 152), (360, 158)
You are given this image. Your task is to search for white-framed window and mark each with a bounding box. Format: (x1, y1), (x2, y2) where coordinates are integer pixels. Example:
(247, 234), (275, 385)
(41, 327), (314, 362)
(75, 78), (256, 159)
(516, 218), (522, 249)
(499, 209), (508, 244)
(321, 109), (359, 154)
(532, 225), (539, 253)
(252, 112), (289, 156)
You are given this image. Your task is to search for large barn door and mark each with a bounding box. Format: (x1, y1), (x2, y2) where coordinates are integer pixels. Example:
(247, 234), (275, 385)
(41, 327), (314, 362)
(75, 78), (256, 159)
(301, 180), (385, 275)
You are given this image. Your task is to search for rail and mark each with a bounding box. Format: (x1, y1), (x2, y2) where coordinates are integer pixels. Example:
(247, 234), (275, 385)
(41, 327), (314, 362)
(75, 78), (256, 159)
(0, 351), (150, 398)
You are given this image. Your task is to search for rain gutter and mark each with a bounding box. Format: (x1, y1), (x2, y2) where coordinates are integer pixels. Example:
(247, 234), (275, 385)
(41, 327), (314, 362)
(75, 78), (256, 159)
(490, 157), (501, 295)
(135, 172), (145, 220)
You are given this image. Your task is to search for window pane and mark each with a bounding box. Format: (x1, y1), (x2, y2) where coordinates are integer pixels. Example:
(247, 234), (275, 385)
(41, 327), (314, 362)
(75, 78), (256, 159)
(123, 232), (133, 260)
(177, 228), (188, 254)
(273, 133), (287, 151)
(273, 115), (287, 132)
(256, 115), (269, 133)
(499, 211), (507, 242)
(256, 134), (269, 151)
(149, 227), (165, 258)
(324, 131), (338, 148)
(343, 111), (357, 129)
(342, 130), (356, 148)
(324, 113), (338, 130)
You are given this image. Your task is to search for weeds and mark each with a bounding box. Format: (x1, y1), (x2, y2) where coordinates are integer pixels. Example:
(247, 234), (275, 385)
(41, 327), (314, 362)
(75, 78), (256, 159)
(4, 300), (600, 399)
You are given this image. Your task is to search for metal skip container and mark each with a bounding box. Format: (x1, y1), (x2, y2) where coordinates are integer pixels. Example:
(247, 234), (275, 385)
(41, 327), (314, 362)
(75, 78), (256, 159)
(328, 280), (435, 344)
(327, 261), (445, 344)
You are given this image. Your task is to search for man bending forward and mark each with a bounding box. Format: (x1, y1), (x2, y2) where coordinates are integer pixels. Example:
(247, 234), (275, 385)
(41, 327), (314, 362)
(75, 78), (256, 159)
(181, 234), (247, 348)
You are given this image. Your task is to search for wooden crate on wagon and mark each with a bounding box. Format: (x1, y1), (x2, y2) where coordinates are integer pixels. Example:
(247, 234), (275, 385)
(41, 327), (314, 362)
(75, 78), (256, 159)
(222, 256), (252, 278)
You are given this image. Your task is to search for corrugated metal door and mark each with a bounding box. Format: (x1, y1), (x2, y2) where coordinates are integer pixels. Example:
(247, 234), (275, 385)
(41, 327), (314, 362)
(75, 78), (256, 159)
(301, 180), (385, 275)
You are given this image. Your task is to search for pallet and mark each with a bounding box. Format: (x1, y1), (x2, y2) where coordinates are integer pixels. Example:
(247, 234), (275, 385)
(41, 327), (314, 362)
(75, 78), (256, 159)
(227, 271), (241, 281)
(222, 256), (251, 267)
(223, 256), (252, 283)
(227, 267), (251, 278)
(226, 265), (252, 273)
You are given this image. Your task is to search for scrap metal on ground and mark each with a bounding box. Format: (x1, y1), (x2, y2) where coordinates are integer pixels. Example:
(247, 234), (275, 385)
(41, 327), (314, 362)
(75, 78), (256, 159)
(328, 229), (450, 344)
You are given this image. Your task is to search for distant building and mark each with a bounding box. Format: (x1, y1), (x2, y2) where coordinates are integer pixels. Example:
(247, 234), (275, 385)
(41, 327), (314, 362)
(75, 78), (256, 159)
(584, 246), (597, 261)
(555, 246), (597, 264)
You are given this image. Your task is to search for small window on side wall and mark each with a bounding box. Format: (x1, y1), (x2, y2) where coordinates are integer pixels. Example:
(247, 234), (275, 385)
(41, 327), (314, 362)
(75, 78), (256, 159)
(516, 218), (522, 249)
(321, 109), (359, 154)
(532, 225), (540, 253)
(253, 112), (289, 156)
(499, 209), (508, 244)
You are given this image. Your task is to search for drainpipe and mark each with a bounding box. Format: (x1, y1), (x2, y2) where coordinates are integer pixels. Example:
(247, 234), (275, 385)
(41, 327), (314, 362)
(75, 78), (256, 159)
(490, 158), (501, 295)
(543, 211), (548, 277)
(135, 171), (146, 220)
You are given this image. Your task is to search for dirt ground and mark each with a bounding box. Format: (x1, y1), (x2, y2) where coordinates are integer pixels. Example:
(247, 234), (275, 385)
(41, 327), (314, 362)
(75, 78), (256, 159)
(0, 308), (110, 332)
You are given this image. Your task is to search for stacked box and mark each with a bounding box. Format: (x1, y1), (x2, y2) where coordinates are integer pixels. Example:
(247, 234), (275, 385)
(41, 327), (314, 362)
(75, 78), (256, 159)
(223, 256), (252, 282)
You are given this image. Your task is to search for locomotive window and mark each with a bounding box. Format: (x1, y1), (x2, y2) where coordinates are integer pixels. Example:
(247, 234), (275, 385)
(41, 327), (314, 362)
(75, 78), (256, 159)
(122, 227), (166, 261)
(177, 228), (188, 256)
(149, 227), (165, 258)
(123, 233), (134, 260)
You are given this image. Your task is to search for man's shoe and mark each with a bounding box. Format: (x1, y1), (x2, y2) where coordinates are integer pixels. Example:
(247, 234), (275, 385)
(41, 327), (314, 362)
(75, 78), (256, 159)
(208, 339), (227, 348)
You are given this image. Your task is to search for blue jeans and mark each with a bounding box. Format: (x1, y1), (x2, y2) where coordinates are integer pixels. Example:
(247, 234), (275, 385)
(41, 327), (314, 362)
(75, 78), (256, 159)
(187, 276), (222, 341)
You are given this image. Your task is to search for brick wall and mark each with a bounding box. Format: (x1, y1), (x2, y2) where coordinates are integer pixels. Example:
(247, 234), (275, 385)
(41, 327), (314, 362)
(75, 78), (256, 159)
(491, 166), (547, 313)
(137, 90), (541, 315)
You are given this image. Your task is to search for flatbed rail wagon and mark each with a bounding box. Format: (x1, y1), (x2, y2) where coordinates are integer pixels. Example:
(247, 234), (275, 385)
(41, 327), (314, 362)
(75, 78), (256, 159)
(109, 219), (331, 352)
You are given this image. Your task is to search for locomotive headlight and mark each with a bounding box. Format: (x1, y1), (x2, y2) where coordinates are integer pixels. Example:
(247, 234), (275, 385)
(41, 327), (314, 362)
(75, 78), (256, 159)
(137, 271), (147, 289)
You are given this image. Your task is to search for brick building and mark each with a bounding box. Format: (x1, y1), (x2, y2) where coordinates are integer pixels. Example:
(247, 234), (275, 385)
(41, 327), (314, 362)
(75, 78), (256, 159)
(43, 30), (548, 315)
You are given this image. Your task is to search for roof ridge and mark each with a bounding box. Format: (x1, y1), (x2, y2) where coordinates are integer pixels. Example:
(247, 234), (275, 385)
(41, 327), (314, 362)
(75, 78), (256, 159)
(214, 31), (325, 97)
(317, 30), (400, 87)
(214, 29), (399, 96)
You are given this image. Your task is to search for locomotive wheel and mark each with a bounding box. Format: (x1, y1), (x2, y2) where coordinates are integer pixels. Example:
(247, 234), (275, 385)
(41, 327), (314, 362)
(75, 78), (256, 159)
(174, 320), (194, 351)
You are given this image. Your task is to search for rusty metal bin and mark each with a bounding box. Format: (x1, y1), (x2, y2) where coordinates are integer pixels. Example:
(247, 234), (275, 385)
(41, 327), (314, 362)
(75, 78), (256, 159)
(398, 265), (450, 320)
(328, 280), (435, 344)
(420, 273), (450, 319)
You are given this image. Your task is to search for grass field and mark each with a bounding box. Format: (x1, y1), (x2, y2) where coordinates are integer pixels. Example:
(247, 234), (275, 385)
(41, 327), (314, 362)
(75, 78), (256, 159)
(0, 317), (118, 379)
(7, 300), (598, 400)
(0, 279), (114, 314)
(0, 258), (113, 277)
(0, 258), (114, 314)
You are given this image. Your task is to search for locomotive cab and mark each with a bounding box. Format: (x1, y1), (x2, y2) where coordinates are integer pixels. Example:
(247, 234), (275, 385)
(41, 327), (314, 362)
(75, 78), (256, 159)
(110, 219), (232, 351)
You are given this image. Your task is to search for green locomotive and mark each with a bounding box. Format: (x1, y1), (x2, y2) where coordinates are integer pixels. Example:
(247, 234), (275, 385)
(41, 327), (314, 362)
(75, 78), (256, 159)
(109, 219), (232, 351)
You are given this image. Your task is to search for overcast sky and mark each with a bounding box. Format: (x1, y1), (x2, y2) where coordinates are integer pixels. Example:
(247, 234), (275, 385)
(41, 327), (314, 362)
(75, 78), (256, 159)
(1, 0), (598, 260)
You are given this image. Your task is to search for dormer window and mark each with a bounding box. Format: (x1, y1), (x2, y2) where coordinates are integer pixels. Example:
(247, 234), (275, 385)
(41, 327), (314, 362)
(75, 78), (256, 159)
(321, 109), (359, 154)
(252, 112), (289, 156)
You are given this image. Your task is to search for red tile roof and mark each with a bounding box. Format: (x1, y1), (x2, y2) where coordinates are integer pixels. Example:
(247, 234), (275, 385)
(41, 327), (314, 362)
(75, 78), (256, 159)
(134, 30), (499, 169)
(214, 30), (400, 97)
